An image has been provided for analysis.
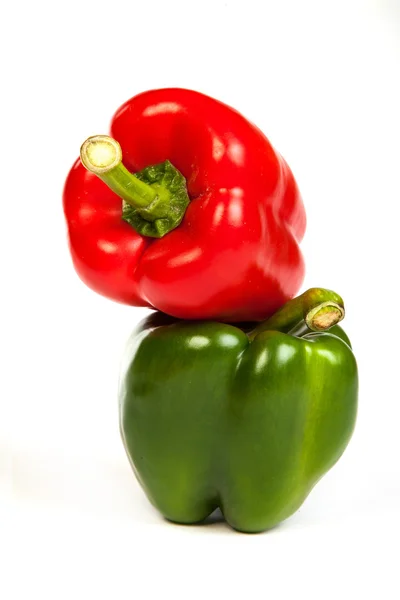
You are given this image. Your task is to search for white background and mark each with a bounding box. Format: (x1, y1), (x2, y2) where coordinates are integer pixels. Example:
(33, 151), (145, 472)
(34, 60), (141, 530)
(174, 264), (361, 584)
(2, 0), (400, 598)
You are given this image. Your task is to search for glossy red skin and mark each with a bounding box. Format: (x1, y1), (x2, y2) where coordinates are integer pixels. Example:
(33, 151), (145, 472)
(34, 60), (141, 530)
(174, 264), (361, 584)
(63, 89), (306, 321)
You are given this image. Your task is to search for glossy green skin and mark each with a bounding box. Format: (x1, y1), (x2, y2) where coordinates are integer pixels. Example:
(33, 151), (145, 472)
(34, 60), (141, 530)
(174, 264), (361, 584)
(119, 313), (358, 533)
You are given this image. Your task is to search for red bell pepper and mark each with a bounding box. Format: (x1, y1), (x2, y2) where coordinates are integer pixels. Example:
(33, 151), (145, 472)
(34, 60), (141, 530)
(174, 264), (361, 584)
(63, 88), (306, 321)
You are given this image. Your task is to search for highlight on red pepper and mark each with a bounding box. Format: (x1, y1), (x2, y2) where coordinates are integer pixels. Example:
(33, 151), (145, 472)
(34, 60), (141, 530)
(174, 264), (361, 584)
(63, 88), (306, 321)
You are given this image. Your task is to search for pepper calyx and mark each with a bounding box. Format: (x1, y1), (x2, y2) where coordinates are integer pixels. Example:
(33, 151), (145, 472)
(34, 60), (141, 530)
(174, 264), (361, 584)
(122, 160), (190, 238)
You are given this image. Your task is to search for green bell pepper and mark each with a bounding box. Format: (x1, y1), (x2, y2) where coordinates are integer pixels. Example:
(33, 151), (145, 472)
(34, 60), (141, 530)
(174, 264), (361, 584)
(119, 288), (358, 533)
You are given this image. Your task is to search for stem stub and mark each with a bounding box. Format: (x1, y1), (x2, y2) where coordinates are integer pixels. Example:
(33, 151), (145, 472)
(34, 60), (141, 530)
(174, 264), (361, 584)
(305, 302), (345, 332)
(80, 135), (122, 174)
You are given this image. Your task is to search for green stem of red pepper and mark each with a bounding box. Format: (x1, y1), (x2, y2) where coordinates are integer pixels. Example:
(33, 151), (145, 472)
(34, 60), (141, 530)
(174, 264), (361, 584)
(80, 135), (190, 238)
(80, 136), (162, 206)
(249, 288), (345, 341)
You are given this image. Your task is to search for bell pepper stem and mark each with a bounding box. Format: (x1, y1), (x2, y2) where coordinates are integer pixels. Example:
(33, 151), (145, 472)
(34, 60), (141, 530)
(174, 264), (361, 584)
(249, 288), (345, 340)
(80, 135), (190, 238)
(80, 135), (169, 209)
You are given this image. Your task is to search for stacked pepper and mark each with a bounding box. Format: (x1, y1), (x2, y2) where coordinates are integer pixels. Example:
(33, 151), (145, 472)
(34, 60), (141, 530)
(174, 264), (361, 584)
(63, 88), (358, 533)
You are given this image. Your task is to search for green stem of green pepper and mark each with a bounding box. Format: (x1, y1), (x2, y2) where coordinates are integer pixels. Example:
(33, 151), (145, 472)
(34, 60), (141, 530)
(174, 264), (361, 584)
(249, 288), (345, 341)
(80, 135), (171, 209)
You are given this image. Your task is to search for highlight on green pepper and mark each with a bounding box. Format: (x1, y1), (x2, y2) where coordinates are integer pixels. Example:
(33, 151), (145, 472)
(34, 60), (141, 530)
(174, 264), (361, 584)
(119, 288), (358, 533)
